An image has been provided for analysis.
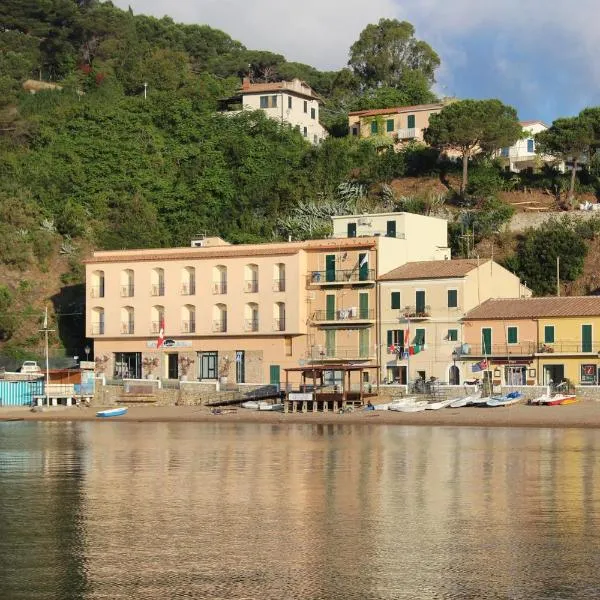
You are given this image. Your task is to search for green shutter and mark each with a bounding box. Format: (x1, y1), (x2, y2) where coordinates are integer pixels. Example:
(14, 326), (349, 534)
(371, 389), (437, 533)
(582, 324), (592, 352)
(269, 365), (280, 385)
(482, 328), (492, 354)
(359, 293), (369, 318)
(386, 119), (394, 132)
(448, 329), (458, 342)
(391, 291), (400, 310)
(387, 330), (393, 347)
(544, 326), (555, 343)
(359, 329), (369, 358)
(325, 330), (336, 357)
(415, 290), (425, 314)
(386, 220), (396, 237)
(415, 328), (425, 345)
(325, 254), (336, 282)
(447, 289), (458, 308)
(347, 223), (356, 238)
(407, 114), (415, 128)
(507, 327), (518, 344)
(358, 253), (369, 280)
(370, 121), (378, 134)
(326, 294), (335, 320)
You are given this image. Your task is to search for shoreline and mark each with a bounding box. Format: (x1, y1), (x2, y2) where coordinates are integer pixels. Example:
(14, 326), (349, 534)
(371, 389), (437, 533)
(2, 402), (600, 428)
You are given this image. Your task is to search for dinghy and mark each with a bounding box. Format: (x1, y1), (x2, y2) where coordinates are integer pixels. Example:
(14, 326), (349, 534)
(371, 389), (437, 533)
(258, 402), (284, 411)
(486, 391), (523, 407)
(241, 401), (260, 409)
(538, 393), (577, 406)
(96, 407), (128, 418)
(389, 400), (429, 413)
(425, 398), (456, 410)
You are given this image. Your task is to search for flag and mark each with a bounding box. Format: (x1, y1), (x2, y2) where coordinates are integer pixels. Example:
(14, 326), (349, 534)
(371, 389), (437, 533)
(471, 359), (488, 373)
(156, 317), (165, 349)
(404, 327), (410, 346)
(359, 253), (369, 268)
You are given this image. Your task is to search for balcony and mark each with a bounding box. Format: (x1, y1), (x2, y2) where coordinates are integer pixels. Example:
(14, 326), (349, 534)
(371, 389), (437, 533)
(308, 269), (375, 286)
(181, 283), (196, 295)
(397, 128), (416, 139)
(181, 320), (196, 333)
(120, 285), (134, 297)
(91, 323), (104, 335)
(536, 342), (598, 355)
(306, 345), (375, 361)
(244, 280), (259, 293)
(402, 306), (432, 320)
(90, 286), (105, 298)
(456, 343), (536, 357)
(312, 308), (375, 324)
(121, 321), (135, 334)
(273, 278), (286, 292)
(150, 321), (163, 334)
(151, 284), (165, 297)
(244, 319), (259, 332)
(213, 320), (227, 333)
(273, 318), (285, 331)
(212, 281), (227, 295)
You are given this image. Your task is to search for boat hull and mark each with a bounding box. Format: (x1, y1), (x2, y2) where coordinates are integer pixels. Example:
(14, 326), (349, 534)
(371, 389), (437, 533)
(96, 407), (128, 418)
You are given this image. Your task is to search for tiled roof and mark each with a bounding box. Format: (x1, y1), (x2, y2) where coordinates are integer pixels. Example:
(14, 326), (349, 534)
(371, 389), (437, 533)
(237, 79), (319, 101)
(379, 259), (483, 281)
(348, 103), (444, 118)
(464, 297), (600, 320)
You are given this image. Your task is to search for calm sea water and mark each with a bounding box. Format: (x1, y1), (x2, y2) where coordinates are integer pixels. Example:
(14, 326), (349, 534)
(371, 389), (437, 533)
(1, 421), (600, 600)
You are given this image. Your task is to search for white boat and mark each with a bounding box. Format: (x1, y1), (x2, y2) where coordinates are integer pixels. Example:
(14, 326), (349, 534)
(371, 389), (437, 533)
(425, 398), (456, 410)
(241, 401), (259, 409)
(449, 393), (480, 408)
(389, 401), (429, 413)
(258, 402), (284, 411)
(96, 407), (128, 418)
(470, 396), (491, 406)
(486, 392), (524, 407)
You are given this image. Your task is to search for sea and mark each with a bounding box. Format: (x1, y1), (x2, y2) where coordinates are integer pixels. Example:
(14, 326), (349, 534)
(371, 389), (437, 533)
(1, 421), (600, 599)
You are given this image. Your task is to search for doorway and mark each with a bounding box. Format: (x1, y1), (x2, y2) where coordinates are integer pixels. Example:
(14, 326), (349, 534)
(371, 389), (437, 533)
(200, 351), (218, 379)
(543, 364), (565, 386)
(235, 351), (245, 383)
(167, 353), (179, 380)
(449, 365), (460, 385)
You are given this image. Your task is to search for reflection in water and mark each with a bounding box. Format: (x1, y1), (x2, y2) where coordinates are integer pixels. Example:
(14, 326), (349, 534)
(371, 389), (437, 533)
(1, 422), (600, 599)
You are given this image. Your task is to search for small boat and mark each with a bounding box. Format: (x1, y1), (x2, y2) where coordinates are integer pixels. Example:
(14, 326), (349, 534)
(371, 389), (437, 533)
(426, 398), (455, 410)
(258, 402), (284, 411)
(241, 401), (260, 409)
(449, 393), (481, 408)
(486, 391), (523, 407)
(96, 407), (128, 418)
(470, 396), (491, 406)
(389, 401), (429, 413)
(538, 393), (577, 406)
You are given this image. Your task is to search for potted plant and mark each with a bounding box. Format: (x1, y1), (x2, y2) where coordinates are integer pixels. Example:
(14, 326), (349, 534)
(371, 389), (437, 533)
(142, 356), (160, 379)
(178, 355), (194, 381)
(218, 355), (231, 385)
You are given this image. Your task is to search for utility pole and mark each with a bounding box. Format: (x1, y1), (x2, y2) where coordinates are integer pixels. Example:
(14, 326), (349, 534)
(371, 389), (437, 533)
(39, 307), (55, 407)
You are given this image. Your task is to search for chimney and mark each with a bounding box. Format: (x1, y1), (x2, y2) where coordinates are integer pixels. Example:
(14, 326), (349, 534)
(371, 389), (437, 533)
(242, 77), (251, 90)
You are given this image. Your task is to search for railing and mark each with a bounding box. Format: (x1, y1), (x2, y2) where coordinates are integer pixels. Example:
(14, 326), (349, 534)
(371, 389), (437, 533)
(181, 320), (196, 333)
(537, 342), (598, 354)
(151, 284), (165, 296)
(397, 128), (416, 139)
(213, 320), (227, 332)
(120, 285), (134, 297)
(212, 281), (227, 294)
(307, 346), (374, 360)
(273, 278), (286, 292)
(273, 318), (285, 331)
(181, 283), (196, 295)
(244, 280), (259, 293)
(308, 269), (375, 285)
(90, 286), (104, 298)
(150, 321), (162, 334)
(121, 321), (135, 334)
(402, 306), (431, 318)
(457, 342), (537, 356)
(91, 323), (104, 335)
(244, 319), (259, 332)
(312, 308), (375, 322)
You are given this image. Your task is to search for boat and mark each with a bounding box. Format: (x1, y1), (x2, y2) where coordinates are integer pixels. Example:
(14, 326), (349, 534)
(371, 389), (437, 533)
(241, 401), (260, 409)
(389, 401), (429, 413)
(258, 402), (284, 411)
(425, 398), (456, 410)
(373, 397), (418, 411)
(470, 396), (491, 406)
(486, 391), (524, 407)
(449, 393), (481, 408)
(539, 393), (577, 406)
(96, 407), (128, 418)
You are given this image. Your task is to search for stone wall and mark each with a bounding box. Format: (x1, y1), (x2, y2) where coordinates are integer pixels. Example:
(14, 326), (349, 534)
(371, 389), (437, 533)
(507, 211), (599, 233)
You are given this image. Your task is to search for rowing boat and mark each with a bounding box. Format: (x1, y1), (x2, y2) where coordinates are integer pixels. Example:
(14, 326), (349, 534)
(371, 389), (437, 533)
(96, 407), (128, 418)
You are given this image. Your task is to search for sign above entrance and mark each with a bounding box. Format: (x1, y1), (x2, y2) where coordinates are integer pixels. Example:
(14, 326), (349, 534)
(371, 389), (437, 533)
(146, 339), (192, 349)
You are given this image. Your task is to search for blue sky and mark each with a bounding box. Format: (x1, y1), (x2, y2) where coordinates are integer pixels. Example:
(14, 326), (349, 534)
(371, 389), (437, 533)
(115, 0), (600, 124)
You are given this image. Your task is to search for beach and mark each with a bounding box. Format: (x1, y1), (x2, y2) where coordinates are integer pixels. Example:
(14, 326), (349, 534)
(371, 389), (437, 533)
(3, 401), (600, 428)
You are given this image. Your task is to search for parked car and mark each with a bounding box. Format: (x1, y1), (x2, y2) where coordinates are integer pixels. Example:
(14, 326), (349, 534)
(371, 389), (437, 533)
(20, 361), (41, 373)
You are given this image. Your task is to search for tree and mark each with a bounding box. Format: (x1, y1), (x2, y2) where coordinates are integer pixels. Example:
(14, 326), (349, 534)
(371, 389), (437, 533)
(424, 99), (521, 194)
(349, 19), (440, 89)
(535, 116), (594, 207)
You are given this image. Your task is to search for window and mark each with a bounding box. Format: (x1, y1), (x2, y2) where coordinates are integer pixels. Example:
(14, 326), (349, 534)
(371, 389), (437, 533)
(500, 147), (509, 158)
(259, 95), (277, 108)
(303, 100), (307, 113)
(387, 330), (404, 348)
(303, 126), (307, 137)
(482, 328), (492, 354)
(507, 326), (518, 344)
(91, 270), (105, 298)
(347, 222), (356, 238)
(544, 325), (555, 343)
(447, 289), (458, 308)
(370, 121), (378, 134)
(407, 114), (415, 129)
(386, 220), (396, 237)
(415, 290), (426, 314)
(313, 134), (318, 144)
(271, 95), (277, 108)
(288, 96), (292, 109)
(527, 138), (535, 153)
(386, 119), (394, 132)
(447, 329), (458, 342)
(415, 328), (425, 345)
(582, 324), (592, 353)
(311, 107), (316, 119)
(326, 294), (335, 320)
(391, 291), (401, 310)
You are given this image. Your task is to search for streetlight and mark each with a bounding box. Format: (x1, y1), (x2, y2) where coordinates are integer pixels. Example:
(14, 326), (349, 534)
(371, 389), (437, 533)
(84, 345), (90, 361)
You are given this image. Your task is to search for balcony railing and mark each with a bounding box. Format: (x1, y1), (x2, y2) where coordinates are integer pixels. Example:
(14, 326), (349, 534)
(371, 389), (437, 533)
(537, 342), (598, 354)
(90, 286), (105, 298)
(181, 320), (196, 333)
(181, 282), (196, 295)
(121, 321), (135, 334)
(120, 285), (134, 297)
(244, 280), (259, 293)
(312, 308), (374, 322)
(213, 320), (227, 332)
(402, 306), (432, 319)
(457, 342), (537, 357)
(151, 284), (165, 297)
(273, 318), (285, 331)
(307, 345), (374, 361)
(273, 278), (286, 292)
(245, 319), (259, 332)
(308, 269), (375, 285)
(150, 321), (163, 334)
(91, 323), (105, 335)
(212, 281), (227, 295)
(397, 128), (416, 139)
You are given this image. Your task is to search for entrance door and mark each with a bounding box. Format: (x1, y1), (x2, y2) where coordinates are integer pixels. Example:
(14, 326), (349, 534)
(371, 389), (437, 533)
(235, 351), (245, 383)
(449, 365), (460, 385)
(325, 254), (336, 282)
(269, 365), (280, 388)
(167, 353), (179, 379)
(200, 351), (218, 379)
(543, 364), (565, 386)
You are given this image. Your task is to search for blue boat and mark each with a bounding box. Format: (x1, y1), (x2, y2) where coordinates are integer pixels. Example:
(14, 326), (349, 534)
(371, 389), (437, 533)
(96, 407), (128, 418)
(486, 391), (523, 407)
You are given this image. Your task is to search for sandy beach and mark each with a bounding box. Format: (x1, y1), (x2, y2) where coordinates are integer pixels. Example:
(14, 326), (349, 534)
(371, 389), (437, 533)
(2, 401), (600, 428)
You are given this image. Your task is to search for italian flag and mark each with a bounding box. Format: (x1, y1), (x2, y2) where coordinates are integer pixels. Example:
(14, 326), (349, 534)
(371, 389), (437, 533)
(157, 318), (165, 349)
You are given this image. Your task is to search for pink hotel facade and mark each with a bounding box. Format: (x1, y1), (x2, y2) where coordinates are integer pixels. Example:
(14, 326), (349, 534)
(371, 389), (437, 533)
(85, 213), (450, 385)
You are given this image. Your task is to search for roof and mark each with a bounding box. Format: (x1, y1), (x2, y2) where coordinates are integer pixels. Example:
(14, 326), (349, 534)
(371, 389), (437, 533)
(237, 78), (321, 101)
(464, 297), (600, 320)
(379, 259), (484, 281)
(520, 120), (549, 128)
(348, 103), (444, 118)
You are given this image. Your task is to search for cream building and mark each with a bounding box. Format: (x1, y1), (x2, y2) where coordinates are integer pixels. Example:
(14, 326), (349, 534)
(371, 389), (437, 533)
(497, 120), (560, 172)
(378, 259), (531, 385)
(220, 77), (327, 144)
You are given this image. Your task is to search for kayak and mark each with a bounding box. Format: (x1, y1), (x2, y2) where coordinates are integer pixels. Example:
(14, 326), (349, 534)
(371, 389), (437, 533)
(96, 407), (128, 418)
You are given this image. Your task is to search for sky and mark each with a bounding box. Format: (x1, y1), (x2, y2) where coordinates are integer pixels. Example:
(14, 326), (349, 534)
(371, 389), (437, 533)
(115, 0), (600, 124)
